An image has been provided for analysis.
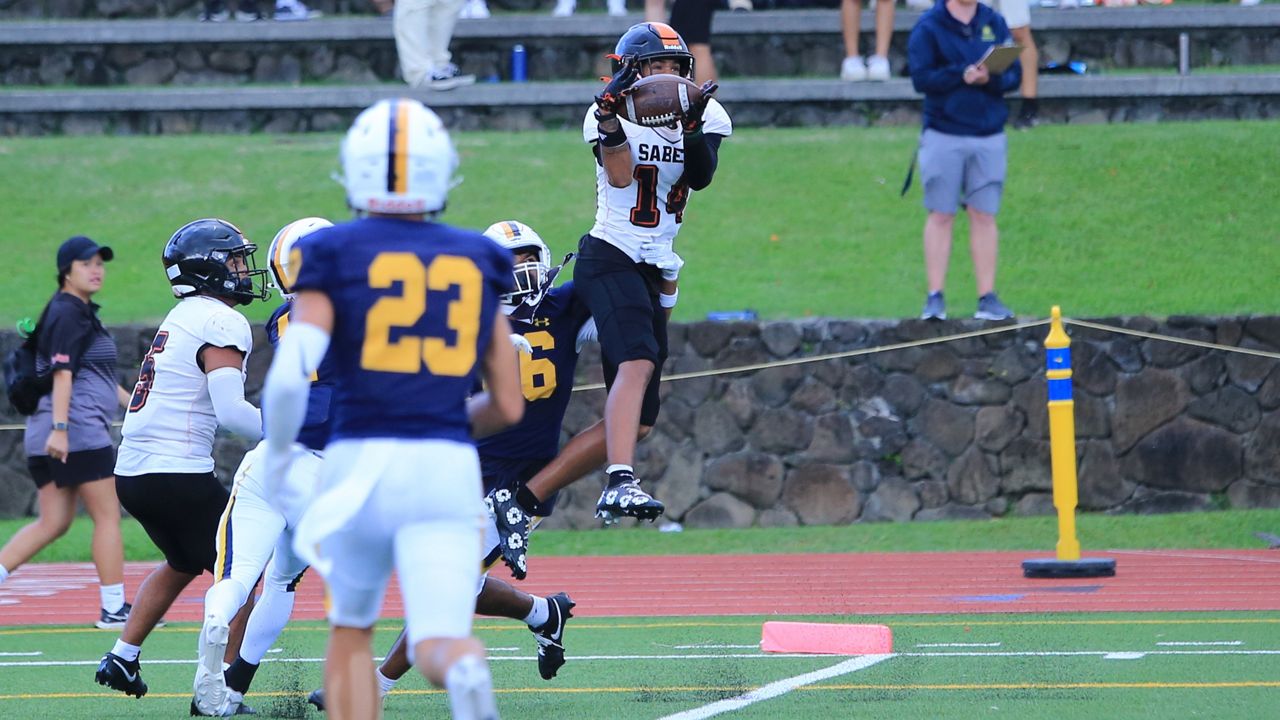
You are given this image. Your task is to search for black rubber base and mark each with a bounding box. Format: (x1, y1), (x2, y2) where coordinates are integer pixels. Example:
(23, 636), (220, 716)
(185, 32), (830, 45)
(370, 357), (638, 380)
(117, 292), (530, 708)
(1022, 558), (1117, 578)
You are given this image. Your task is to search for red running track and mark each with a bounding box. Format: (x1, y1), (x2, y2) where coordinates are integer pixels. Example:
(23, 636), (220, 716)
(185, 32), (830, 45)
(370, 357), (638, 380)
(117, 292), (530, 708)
(3, 549), (1279, 627)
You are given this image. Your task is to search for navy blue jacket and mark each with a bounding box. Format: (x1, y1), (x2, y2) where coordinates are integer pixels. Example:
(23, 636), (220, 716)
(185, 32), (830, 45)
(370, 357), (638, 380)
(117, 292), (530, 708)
(908, 2), (1022, 136)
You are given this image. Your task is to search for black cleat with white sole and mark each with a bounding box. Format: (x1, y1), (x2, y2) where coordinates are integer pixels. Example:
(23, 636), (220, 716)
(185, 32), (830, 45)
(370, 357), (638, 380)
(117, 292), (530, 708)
(531, 592), (575, 680)
(96, 651), (148, 698)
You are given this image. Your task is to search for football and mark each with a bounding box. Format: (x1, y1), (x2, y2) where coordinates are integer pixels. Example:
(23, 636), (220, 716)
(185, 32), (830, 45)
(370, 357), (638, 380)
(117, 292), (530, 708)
(616, 74), (703, 128)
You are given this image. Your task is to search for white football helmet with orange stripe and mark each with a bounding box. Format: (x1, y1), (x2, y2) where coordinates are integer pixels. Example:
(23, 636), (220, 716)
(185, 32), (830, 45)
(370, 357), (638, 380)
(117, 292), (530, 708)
(268, 217), (333, 299)
(340, 98), (458, 216)
(483, 220), (552, 309)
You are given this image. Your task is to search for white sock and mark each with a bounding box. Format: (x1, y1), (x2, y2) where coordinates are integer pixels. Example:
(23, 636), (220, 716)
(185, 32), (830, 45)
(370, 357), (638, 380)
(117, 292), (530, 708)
(111, 639), (142, 662)
(0, 564), (9, 584)
(605, 464), (633, 476)
(376, 667), (398, 697)
(203, 578), (251, 630)
(239, 584), (297, 665)
(100, 583), (125, 614)
(523, 596), (550, 628)
(444, 655), (497, 720)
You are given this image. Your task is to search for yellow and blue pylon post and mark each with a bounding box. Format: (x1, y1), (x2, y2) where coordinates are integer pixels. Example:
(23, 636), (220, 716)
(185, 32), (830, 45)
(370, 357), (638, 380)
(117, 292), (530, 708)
(1022, 307), (1116, 579)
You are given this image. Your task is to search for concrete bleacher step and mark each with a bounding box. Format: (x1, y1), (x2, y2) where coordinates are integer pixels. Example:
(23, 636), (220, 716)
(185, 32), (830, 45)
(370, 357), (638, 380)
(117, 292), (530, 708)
(1, 7), (1277, 88)
(4, 73), (1278, 134)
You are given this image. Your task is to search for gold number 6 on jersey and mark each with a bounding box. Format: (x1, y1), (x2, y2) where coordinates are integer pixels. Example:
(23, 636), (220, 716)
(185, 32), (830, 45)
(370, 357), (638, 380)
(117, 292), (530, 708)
(361, 252), (481, 377)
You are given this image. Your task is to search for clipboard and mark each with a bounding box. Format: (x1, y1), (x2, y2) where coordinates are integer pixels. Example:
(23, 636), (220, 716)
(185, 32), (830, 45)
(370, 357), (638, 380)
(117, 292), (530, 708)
(979, 44), (1023, 73)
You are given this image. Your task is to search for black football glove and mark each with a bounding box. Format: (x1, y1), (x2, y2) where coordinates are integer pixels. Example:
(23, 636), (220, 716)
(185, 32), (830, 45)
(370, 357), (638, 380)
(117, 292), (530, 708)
(681, 80), (719, 134)
(595, 54), (640, 116)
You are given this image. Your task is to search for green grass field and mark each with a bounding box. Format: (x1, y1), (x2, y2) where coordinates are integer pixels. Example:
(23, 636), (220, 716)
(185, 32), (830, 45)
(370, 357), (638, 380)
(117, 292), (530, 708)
(3, 612), (1278, 719)
(3, 121), (1278, 326)
(6, 509), (1277, 564)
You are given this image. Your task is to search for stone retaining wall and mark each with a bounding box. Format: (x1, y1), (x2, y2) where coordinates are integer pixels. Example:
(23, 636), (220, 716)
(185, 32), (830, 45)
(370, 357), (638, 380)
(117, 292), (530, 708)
(3, 315), (1279, 527)
(4, 27), (1278, 88)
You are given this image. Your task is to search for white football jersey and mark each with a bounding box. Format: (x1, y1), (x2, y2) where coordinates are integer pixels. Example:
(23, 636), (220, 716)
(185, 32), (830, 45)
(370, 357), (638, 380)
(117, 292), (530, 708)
(582, 98), (732, 261)
(115, 296), (253, 476)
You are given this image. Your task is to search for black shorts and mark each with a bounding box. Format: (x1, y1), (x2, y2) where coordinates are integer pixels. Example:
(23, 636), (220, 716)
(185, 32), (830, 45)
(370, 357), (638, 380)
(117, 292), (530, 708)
(116, 471), (229, 576)
(670, 0), (716, 46)
(28, 446), (116, 490)
(573, 234), (669, 426)
(480, 455), (560, 517)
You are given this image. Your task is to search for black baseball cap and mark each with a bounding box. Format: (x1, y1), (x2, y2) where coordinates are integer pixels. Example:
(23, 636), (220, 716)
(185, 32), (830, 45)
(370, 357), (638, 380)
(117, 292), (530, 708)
(57, 235), (114, 272)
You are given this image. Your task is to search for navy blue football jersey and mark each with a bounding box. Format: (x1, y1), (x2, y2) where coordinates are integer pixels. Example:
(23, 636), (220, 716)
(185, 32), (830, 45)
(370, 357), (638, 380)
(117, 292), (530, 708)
(477, 282), (591, 461)
(290, 217), (513, 443)
(266, 302), (336, 452)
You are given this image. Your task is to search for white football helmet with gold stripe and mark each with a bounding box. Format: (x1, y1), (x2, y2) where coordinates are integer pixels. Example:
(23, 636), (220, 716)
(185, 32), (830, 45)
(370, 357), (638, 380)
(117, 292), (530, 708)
(340, 98), (457, 215)
(268, 217), (333, 298)
(483, 220), (552, 308)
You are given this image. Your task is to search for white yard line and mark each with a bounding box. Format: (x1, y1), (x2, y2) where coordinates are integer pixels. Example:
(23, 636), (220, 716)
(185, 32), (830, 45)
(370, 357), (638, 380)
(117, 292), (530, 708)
(673, 644), (760, 649)
(657, 655), (894, 720)
(0, 652), (42, 657)
(1156, 641), (1242, 646)
(916, 643), (1002, 648)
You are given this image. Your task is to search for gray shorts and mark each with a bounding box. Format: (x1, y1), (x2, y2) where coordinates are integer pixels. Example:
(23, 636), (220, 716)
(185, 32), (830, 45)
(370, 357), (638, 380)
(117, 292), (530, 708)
(919, 128), (1008, 215)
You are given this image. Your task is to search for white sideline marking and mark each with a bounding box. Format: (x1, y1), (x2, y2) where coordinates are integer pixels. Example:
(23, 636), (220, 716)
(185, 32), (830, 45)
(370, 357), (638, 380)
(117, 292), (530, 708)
(0, 652), (41, 657)
(1156, 641), (1242, 646)
(674, 644), (760, 649)
(1104, 652), (1147, 660)
(656, 654), (893, 720)
(916, 643), (1002, 648)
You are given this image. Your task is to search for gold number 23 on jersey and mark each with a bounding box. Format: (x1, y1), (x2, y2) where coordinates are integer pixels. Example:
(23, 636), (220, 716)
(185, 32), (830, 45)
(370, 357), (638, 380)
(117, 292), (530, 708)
(361, 252), (481, 377)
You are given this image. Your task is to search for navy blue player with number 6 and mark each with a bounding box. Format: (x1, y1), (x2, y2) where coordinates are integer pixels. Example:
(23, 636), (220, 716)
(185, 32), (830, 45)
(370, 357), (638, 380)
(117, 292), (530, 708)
(262, 98), (524, 720)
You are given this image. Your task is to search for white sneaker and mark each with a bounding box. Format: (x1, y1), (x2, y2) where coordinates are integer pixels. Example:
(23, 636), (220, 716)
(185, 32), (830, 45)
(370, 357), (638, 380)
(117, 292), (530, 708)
(867, 55), (891, 81)
(1058, 0), (1079, 7)
(607, 0), (627, 15)
(1240, 0), (1261, 6)
(458, 0), (490, 18)
(841, 56), (867, 81)
(274, 1), (321, 20)
(552, 0), (575, 15)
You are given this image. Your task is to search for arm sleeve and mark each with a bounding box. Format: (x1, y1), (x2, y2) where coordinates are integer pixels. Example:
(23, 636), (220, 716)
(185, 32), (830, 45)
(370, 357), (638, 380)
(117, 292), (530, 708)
(207, 367), (263, 440)
(263, 321), (330, 454)
(909, 28), (965, 95)
(40, 305), (92, 372)
(680, 133), (723, 191)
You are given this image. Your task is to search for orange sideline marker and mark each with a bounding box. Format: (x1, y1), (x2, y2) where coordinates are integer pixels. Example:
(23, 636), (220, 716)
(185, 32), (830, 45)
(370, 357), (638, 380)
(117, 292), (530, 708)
(760, 621), (893, 655)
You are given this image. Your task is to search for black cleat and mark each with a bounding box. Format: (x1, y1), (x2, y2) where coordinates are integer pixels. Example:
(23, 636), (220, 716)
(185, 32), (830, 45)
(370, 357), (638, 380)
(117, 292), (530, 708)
(307, 688), (326, 712)
(531, 592), (575, 680)
(96, 651), (147, 698)
(95, 602), (132, 630)
(595, 478), (664, 523)
(486, 488), (531, 580)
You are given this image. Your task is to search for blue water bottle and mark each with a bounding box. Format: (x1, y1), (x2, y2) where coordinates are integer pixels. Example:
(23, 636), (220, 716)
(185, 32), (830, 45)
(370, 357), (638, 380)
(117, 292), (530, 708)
(511, 44), (527, 83)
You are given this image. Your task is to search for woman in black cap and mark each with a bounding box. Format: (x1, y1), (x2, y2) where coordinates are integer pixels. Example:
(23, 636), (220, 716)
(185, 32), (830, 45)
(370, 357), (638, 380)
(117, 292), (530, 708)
(0, 236), (133, 629)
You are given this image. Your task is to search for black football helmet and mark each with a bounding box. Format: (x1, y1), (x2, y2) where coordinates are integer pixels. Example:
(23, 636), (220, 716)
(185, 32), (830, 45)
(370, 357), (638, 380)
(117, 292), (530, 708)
(613, 22), (694, 79)
(162, 218), (269, 306)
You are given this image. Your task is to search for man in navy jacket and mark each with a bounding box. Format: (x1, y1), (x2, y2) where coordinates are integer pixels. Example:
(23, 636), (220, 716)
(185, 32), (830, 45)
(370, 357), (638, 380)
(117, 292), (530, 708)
(908, 0), (1021, 322)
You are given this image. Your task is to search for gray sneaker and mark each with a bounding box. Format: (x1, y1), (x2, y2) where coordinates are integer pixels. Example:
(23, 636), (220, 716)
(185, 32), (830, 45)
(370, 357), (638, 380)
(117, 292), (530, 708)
(422, 63), (476, 91)
(920, 292), (946, 320)
(974, 292), (1014, 321)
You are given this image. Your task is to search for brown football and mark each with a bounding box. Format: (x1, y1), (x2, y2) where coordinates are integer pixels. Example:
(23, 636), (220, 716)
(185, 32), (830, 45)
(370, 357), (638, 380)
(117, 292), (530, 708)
(616, 74), (703, 128)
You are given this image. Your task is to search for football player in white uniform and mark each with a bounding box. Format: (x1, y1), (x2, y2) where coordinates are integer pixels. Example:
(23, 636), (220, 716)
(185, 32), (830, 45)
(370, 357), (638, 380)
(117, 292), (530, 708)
(191, 218), (334, 717)
(575, 21), (731, 522)
(95, 218), (269, 701)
